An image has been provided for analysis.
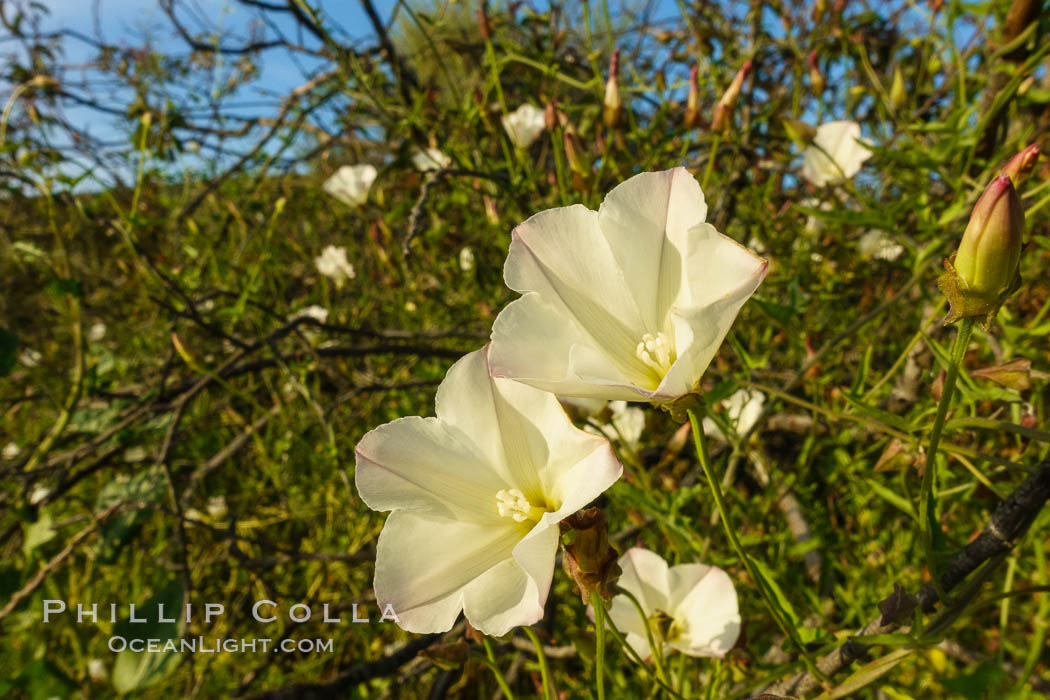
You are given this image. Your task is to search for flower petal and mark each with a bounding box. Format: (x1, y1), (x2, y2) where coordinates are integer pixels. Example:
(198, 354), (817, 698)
(667, 564), (741, 657)
(596, 168), (708, 332)
(355, 416), (507, 523)
(650, 225), (767, 400)
(617, 547), (672, 615)
(802, 121), (872, 186)
(503, 205), (649, 379)
(606, 594), (654, 660)
(464, 520), (559, 636)
(374, 511), (526, 633)
(490, 294), (649, 399)
(543, 437), (622, 519)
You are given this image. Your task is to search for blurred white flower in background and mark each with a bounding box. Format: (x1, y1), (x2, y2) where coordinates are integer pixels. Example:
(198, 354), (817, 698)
(88, 322), (107, 342)
(858, 230), (904, 261)
(702, 389), (765, 442)
(322, 164), (378, 208)
(314, 245), (355, 289)
(87, 658), (107, 683)
(29, 485), (50, 505)
(586, 401), (645, 451)
(799, 197), (834, 235)
(459, 246), (476, 272)
(801, 120), (872, 187)
(355, 347), (622, 635)
(292, 305), (330, 324)
(606, 547), (741, 660)
(412, 147), (451, 172)
(205, 495), (228, 519)
(20, 348), (42, 367)
(490, 168), (767, 404)
(2, 442), (21, 460)
(501, 103), (546, 149)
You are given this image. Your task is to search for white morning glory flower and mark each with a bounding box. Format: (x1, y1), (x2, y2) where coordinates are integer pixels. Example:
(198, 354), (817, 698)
(87, 658), (107, 682)
(412, 147), (452, 172)
(29, 485), (50, 505)
(607, 547), (741, 660)
(314, 245), (356, 289)
(322, 164), (378, 208)
(858, 230), (904, 261)
(501, 104), (547, 149)
(702, 389), (765, 442)
(355, 346), (622, 636)
(292, 305), (330, 324)
(801, 120), (873, 187)
(459, 246), (476, 272)
(586, 401), (645, 451)
(20, 348), (42, 367)
(489, 167), (768, 404)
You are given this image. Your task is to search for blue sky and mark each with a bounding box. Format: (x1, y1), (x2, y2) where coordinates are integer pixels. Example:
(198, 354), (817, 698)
(10, 0), (963, 188)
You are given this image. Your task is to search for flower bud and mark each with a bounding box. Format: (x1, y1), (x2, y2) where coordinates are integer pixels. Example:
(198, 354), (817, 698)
(971, 357), (1047, 391)
(938, 175), (1025, 326)
(782, 118), (816, 147)
(711, 58), (751, 133)
(889, 66), (906, 111)
(808, 51), (825, 95)
(545, 100), (558, 131)
(476, 1), (491, 40)
(999, 143), (1040, 186)
(561, 507), (621, 604)
(683, 64), (700, 129)
(564, 123), (589, 177)
(603, 49), (622, 129)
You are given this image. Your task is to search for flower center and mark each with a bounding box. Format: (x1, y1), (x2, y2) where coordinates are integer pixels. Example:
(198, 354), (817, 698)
(635, 332), (675, 377)
(495, 489), (547, 523)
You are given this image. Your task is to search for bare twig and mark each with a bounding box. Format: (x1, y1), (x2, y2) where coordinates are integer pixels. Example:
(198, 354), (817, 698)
(765, 453), (1050, 696)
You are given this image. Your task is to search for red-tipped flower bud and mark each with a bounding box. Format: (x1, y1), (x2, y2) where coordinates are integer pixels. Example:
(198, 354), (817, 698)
(545, 100), (558, 131)
(808, 51), (825, 95)
(711, 59), (751, 133)
(476, 1), (491, 40)
(603, 49), (622, 129)
(939, 175), (1025, 326)
(1000, 143), (1040, 186)
(683, 65), (700, 129)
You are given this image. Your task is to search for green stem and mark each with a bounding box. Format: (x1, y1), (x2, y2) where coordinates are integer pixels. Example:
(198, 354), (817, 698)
(481, 637), (516, 700)
(523, 626), (554, 700)
(919, 317), (974, 600)
(619, 588), (669, 686)
(701, 134), (721, 191)
(686, 408), (827, 683)
(592, 595), (607, 700)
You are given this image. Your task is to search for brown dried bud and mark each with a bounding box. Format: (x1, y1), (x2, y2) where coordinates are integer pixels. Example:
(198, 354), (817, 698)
(562, 507), (621, 604)
(971, 357), (1048, 391)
